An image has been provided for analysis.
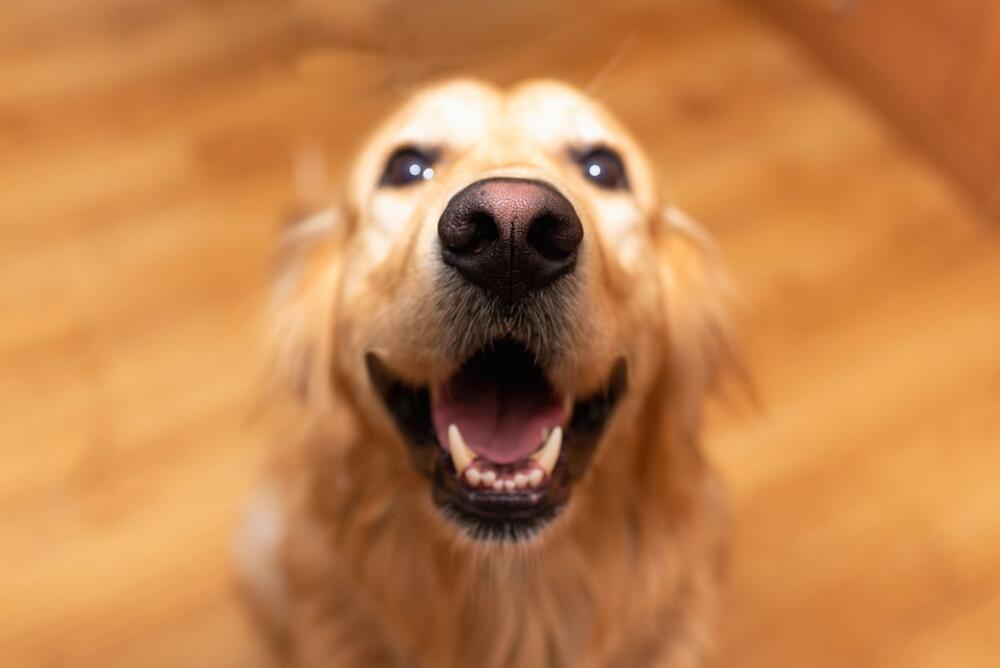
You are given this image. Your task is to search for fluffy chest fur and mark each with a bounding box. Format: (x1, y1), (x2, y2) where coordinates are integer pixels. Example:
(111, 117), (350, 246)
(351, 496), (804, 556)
(274, 404), (724, 668)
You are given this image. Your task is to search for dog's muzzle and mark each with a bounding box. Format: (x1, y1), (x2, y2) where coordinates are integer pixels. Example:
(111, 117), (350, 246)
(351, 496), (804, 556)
(366, 177), (626, 542)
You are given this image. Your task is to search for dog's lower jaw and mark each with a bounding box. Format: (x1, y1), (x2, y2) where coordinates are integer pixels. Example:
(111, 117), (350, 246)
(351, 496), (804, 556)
(269, 428), (726, 668)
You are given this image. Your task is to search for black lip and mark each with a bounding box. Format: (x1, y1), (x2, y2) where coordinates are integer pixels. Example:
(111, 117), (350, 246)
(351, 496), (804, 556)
(365, 349), (627, 541)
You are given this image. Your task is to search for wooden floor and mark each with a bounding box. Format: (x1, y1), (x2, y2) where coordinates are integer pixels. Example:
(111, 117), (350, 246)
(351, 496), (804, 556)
(2, 1), (999, 666)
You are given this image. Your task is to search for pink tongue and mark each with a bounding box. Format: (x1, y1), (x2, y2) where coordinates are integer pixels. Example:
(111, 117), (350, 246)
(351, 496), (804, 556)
(433, 368), (567, 465)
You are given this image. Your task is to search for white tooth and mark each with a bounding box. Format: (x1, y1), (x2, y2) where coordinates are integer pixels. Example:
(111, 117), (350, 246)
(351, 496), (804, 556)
(527, 469), (544, 487)
(514, 473), (528, 489)
(531, 426), (562, 475)
(493, 480), (504, 491)
(504, 479), (515, 492)
(448, 424), (475, 474)
(481, 470), (497, 487)
(465, 468), (482, 487)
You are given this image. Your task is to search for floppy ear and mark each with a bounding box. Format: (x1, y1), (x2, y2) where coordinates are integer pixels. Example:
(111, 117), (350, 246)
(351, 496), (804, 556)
(266, 205), (349, 414)
(653, 205), (737, 437)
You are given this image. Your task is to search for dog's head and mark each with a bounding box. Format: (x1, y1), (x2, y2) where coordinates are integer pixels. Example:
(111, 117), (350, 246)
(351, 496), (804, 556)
(274, 79), (730, 543)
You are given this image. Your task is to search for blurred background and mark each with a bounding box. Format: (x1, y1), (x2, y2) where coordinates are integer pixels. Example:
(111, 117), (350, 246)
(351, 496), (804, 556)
(2, 0), (999, 666)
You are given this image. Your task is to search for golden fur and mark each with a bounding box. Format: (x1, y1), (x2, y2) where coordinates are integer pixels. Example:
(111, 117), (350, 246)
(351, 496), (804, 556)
(239, 79), (732, 667)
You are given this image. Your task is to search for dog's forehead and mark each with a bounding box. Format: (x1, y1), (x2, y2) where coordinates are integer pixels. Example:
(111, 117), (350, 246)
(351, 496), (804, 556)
(393, 80), (504, 147)
(390, 80), (615, 147)
(505, 82), (618, 148)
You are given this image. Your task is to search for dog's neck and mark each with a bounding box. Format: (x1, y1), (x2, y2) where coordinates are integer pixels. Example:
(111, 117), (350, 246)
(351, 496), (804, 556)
(292, 386), (721, 667)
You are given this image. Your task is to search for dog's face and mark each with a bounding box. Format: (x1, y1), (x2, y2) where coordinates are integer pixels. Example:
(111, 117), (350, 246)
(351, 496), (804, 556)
(285, 80), (725, 542)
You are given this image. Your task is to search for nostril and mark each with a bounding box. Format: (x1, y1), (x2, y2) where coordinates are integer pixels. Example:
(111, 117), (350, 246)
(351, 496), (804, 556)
(466, 211), (499, 254)
(439, 209), (499, 255)
(526, 212), (584, 260)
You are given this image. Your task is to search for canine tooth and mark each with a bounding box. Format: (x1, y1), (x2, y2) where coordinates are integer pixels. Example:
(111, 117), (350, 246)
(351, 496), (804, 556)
(447, 424), (475, 474)
(527, 469), (543, 487)
(465, 468), (482, 487)
(514, 473), (528, 489)
(481, 470), (497, 486)
(492, 480), (504, 491)
(531, 426), (562, 475)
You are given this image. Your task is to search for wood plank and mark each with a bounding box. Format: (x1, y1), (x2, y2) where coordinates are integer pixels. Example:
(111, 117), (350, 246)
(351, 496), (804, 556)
(1, 0), (998, 665)
(750, 0), (1000, 217)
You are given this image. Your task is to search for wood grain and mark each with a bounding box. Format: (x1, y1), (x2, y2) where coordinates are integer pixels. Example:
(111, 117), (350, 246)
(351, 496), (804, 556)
(751, 0), (1000, 217)
(2, 0), (999, 666)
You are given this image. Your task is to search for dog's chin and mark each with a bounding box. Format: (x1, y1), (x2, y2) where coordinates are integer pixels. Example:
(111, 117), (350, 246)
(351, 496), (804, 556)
(366, 338), (628, 543)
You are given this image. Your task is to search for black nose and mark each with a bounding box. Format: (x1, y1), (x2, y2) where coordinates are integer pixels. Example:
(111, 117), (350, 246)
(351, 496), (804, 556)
(437, 178), (583, 305)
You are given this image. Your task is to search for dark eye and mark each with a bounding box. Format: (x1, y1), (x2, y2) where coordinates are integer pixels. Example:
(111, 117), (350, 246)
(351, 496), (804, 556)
(577, 147), (628, 190)
(379, 147), (437, 187)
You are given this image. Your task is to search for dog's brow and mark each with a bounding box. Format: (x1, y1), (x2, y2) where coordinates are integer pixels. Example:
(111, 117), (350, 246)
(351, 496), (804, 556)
(397, 99), (495, 148)
(386, 141), (441, 156)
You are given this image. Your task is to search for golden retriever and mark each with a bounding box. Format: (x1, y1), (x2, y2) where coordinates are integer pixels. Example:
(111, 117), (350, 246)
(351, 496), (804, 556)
(237, 78), (732, 667)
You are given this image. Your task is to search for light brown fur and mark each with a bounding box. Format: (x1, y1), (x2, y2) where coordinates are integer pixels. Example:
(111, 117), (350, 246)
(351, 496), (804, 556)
(240, 79), (733, 667)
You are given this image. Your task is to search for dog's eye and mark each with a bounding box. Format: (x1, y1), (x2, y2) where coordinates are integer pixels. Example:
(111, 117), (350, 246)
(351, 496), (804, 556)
(577, 147), (629, 190)
(380, 147), (437, 187)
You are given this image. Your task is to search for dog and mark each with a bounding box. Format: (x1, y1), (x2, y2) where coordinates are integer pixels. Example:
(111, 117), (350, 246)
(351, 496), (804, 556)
(237, 78), (733, 667)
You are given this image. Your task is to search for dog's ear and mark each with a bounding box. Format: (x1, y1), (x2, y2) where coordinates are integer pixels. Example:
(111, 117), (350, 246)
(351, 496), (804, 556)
(652, 205), (738, 436)
(266, 205), (350, 413)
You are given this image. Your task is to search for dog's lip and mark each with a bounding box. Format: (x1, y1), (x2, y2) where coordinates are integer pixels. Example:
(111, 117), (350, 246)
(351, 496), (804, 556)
(365, 349), (628, 540)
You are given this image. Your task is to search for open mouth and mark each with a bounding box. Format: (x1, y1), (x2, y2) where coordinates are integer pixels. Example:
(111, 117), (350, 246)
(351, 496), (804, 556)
(366, 338), (627, 541)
